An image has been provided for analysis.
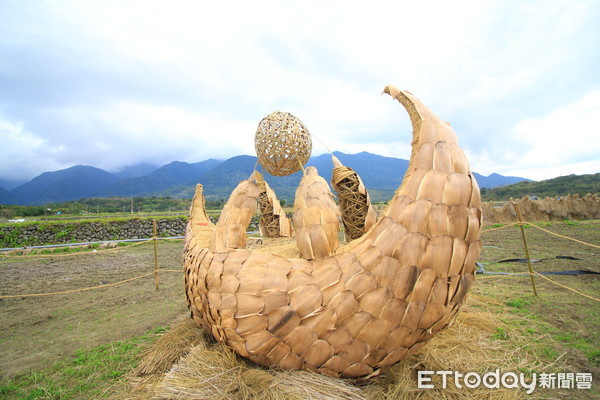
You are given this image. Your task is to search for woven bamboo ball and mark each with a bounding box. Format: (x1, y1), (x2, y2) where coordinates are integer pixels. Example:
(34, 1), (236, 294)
(255, 111), (312, 177)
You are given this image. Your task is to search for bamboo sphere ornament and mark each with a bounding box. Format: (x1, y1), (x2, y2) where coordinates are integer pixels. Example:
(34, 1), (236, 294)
(255, 111), (312, 177)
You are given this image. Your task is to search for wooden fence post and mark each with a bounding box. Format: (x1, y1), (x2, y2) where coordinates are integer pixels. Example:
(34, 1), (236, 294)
(513, 202), (538, 297)
(153, 219), (159, 291)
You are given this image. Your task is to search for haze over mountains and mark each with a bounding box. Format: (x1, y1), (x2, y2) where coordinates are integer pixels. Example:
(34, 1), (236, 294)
(0, 152), (530, 205)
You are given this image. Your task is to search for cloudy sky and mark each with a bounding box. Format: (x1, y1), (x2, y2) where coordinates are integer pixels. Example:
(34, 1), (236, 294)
(1, 0), (599, 185)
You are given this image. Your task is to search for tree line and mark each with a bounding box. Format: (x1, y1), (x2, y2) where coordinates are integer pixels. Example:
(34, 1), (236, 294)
(480, 173), (599, 201)
(0, 196), (227, 219)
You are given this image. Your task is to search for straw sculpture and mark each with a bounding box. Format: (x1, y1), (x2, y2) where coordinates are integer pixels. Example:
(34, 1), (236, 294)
(187, 184), (214, 248)
(293, 166), (341, 259)
(330, 155), (377, 241)
(208, 175), (259, 253)
(184, 85), (482, 378)
(254, 171), (294, 238)
(255, 111), (312, 177)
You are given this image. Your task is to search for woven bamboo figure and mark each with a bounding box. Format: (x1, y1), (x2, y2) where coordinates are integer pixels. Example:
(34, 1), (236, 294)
(209, 174), (259, 253)
(331, 155), (377, 241)
(254, 172), (294, 238)
(184, 86), (482, 378)
(255, 111), (312, 177)
(293, 166), (340, 259)
(187, 184), (214, 248)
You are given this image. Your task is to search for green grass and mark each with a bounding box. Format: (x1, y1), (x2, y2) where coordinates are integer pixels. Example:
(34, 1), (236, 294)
(506, 296), (536, 309)
(481, 291), (600, 368)
(0, 326), (167, 400)
(491, 326), (509, 340)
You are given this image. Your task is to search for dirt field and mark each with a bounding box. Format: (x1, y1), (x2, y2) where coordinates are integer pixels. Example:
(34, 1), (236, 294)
(0, 221), (598, 398)
(0, 240), (188, 378)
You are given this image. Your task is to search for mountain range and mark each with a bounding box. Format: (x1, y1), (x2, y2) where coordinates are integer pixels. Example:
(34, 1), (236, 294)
(0, 152), (530, 205)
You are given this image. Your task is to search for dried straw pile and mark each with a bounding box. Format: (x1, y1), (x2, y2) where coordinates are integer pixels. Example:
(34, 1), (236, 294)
(330, 155), (376, 241)
(112, 294), (550, 400)
(482, 194), (600, 224)
(134, 316), (206, 376)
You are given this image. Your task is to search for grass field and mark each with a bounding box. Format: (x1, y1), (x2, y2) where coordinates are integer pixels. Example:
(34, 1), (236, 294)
(0, 221), (598, 399)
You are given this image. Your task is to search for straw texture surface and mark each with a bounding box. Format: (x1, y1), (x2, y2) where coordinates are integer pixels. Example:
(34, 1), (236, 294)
(331, 155), (376, 241)
(209, 175), (259, 253)
(188, 184), (214, 249)
(255, 172), (294, 238)
(184, 86), (482, 378)
(293, 166), (340, 259)
(255, 111), (312, 177)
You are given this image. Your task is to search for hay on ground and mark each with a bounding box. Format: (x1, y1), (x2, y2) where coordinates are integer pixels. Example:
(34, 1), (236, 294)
(113, 293), (565, 400)
(134, 316), (206, 376)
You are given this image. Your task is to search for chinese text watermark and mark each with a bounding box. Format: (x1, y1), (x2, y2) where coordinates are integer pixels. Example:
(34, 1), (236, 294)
(418, 370), (593, 394)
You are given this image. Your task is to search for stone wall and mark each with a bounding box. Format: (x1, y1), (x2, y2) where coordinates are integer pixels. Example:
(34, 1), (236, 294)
(0, 212), (291, 248)
(0, 217), (189, 248)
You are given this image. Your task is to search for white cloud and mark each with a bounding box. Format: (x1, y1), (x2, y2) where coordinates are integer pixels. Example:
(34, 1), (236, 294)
(0, 117), (67, 180)
(482, 88), (600, 180)
(0, 0), (599, 182)
(39, 102), (260, 170)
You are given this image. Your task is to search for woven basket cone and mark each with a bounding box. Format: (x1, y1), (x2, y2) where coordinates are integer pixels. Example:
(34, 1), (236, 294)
(254, 172), (294, 238)
(184, 86), (482, 378)
(293, 166), (341, 259)
(330, 155), (377, 241)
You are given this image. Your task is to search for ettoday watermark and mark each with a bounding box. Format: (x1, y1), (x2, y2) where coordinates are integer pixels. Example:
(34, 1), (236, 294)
(417, 370), (593, 394)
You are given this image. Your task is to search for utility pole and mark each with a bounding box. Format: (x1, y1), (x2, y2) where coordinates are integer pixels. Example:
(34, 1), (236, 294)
(130, 194), (134, 215)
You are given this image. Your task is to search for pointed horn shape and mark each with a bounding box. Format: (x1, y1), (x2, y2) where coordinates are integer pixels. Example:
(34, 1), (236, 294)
(209, 174), (259, 252)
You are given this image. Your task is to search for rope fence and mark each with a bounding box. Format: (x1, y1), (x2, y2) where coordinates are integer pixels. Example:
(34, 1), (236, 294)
(534, 272), (600, 302)
(0, 236), (185, 258)
(0, 238), (154, 258)
(0, 217), (598, 302)
(526, 223), (600, 249)
(481, 221), (521, 233)
(474, 210), (599, 302)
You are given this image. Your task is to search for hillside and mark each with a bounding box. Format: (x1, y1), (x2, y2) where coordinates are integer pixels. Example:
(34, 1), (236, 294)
(0, 187), (12, 204)
(2, 152), (532, 205)
(472, 172), (530, 189)
(9, 166), (119, 205)
(113, 163), (160, 180)
(106, 159), (222, 196)
(161, 152), (411, 202)
(481, 173), (600, 200)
